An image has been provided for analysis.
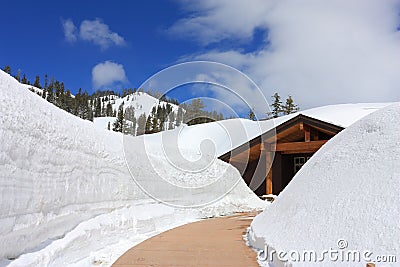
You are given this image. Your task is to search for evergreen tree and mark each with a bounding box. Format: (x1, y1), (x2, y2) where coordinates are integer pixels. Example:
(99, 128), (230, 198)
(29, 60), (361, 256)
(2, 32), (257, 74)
(282, 95), (300, 115)
(106, 102), (113, 117)
(112, 103), (125, 132)
(44, 74), (48, 90)
(65, 90), (73, 112)
(168, 111), (175, 130)
(145, 115), (152, 133)
(137, 113), (147, 136)
(88, 108), (94, 122)
(129, 117), (137, 136)
(124, 106), (135, 122)
(94, 98), (102, 117)
(101, 102), (106, 117)
(184, 98), (205, 125)
(3, 65), (11, 74)
(15, 69), (21, 82)
(248, 108), (256, 121)
(176, 107), (183, 126)
(33, 75), (42, 89)
(268, 93), (282, 119)
(151, 106), (158, 132)
(46, 78), (55, 103)
(22, 74), (28, 84)
(42, 87), (46, 99)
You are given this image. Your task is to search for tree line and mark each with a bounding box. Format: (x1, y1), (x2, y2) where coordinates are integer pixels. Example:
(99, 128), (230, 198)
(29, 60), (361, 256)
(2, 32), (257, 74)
(4, 65), (298, 134)
(248, 92), (300, 120)
(111, 98), (225, 136)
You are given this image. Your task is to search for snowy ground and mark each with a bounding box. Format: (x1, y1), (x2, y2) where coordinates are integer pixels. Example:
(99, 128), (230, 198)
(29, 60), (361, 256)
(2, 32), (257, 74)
(248, 103), (400, 267)
(0, 70), (265, 266)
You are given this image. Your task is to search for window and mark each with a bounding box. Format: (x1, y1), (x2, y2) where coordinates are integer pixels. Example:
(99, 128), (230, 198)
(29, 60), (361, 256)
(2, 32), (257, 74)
(294, 156), (309, 173)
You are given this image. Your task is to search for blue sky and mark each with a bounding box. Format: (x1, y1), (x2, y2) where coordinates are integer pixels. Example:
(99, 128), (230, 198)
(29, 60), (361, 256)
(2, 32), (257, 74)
(1, 0), (399, 116)
(0, 1), (198, 93)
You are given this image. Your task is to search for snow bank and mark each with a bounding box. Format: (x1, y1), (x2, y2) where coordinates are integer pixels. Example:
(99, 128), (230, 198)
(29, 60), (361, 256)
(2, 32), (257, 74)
(0, 72), (141, 261)
(0, 71), (264, 266)
(248, 103), (400, 266)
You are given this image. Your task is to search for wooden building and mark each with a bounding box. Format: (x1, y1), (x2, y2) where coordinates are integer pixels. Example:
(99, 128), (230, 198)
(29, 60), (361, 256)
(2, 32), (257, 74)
(219, 114), (344, 196)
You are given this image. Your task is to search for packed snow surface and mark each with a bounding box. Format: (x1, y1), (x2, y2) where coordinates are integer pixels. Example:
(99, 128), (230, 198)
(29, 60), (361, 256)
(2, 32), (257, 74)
(0, 71), (265, 266)
(248, 103), (400, 266)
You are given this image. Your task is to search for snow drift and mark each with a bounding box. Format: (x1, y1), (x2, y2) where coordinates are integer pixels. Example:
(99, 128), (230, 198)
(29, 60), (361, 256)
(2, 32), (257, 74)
(0, 70), (264, 266)
(248, 103), (400, 266)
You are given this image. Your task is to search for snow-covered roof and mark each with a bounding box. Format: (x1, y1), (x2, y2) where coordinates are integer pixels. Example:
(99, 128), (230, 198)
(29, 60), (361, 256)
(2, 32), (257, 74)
(165, 102), (395, 157)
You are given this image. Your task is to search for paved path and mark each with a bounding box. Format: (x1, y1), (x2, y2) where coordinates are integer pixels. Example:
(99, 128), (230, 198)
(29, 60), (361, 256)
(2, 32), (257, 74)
(112, 212), (259, 267)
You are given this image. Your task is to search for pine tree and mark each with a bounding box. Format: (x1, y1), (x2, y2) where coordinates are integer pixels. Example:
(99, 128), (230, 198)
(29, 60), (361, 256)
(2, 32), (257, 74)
(176, 107), (183, 126)
(3, 65), (11, 74)
(168, 111), (175, 130)
(22, 74), (28, 84)
(129, 117), (137, 136)
(88, 108), (94, 122)
(101, 102), (106, 117)
(106, 102), (113, 117)
(124, 106), (135, 122)
(137, 113), (147, 136)
(112, 103), (125, 132)
(15, 69), (21, 82)
(145, 115), (152, 133)
(46, 78), (55, 103)
(184, 98), (205, 125)
(282, 95), (300, 115)
(151, 106), (158, 132)
(248, 108), (256, 121)
(94, 98), (102, 117)
(65, 90), (73, 112)
(44, 74), (48, 90)
(33, 75), (42, 89)
(267, 93), (282, 119)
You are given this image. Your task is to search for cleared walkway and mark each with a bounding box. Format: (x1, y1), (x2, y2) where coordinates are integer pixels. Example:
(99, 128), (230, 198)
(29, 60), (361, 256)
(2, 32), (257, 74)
(112, 212), (259, 267)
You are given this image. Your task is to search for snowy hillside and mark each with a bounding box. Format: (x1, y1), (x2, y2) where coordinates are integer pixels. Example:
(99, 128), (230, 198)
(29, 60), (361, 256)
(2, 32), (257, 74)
(94, 91), (180, 132)
(0, 70), (264, 266)
(248, 103), (400, 266)
(113, 91), (179, 117)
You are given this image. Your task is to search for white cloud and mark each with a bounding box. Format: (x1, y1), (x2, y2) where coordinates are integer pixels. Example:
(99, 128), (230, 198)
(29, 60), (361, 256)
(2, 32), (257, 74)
(170, 0), (400, 110)
(61, 18), (125, 50)
(168, 0), (272, 45)
(92, 61), (128, 89)
(62, 18), (77, 42)
(80, 19), (126, 50)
